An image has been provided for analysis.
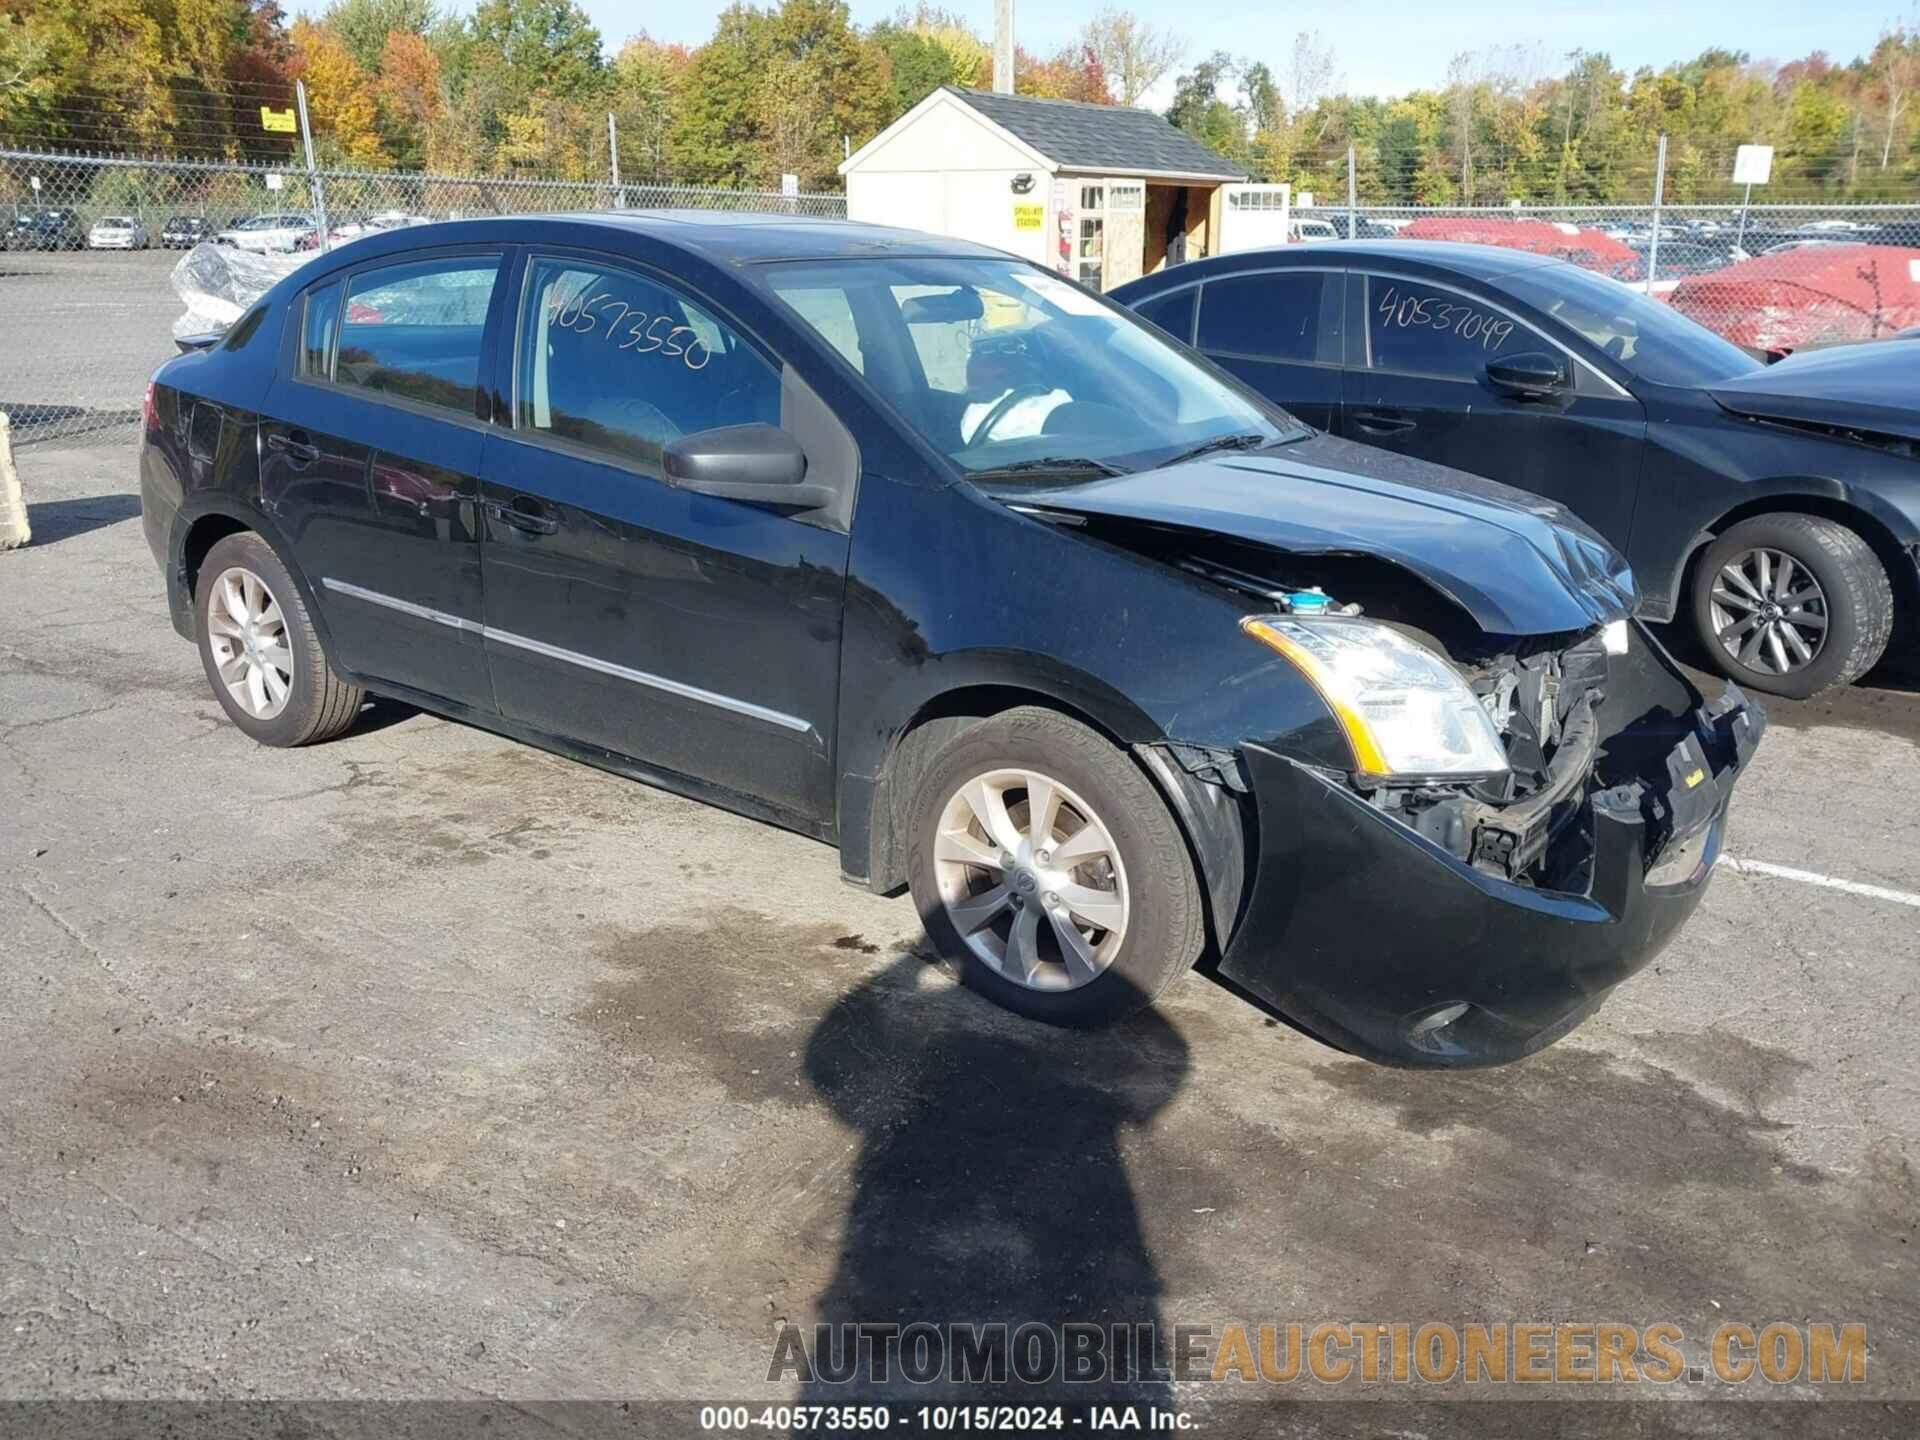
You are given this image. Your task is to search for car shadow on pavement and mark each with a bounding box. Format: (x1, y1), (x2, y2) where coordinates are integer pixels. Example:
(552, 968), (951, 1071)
(796, 951), (1190, 1406)
(21, 491), (141, 544)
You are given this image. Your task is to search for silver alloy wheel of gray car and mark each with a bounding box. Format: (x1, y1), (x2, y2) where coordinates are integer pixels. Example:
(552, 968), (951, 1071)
(204, 565), (295, 720)
(932, 767), (1130, 992)
(1709, 546), (1830, 676)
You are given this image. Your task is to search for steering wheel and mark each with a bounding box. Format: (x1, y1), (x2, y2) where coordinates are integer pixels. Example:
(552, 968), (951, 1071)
(962, 384), (1056, 451)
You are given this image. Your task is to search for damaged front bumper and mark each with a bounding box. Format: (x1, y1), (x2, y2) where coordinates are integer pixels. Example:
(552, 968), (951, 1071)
(1217, 684), (1766, 1068)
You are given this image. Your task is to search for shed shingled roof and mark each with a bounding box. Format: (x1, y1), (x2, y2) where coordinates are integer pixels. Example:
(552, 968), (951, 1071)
(942, 87), (1244, 179)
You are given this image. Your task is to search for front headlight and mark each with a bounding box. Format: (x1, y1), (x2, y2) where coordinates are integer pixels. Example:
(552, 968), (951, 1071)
(1243, 616), (1510, 780)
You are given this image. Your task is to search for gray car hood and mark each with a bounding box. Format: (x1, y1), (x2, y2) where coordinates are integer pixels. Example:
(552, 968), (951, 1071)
(998, 433), (1637, 636)
(1709, 343), (1920, 442)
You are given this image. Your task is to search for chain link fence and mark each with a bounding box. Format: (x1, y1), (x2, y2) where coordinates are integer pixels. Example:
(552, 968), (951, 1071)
(1293, 201), (1920, 358)
(0, 149), (846, 447)
(5, 149), (1918, 451)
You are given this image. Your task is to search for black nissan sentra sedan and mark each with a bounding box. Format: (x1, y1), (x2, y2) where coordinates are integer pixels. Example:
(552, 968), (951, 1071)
(139, 214), (1763, 1067)
(1114, 242), (1920, 699)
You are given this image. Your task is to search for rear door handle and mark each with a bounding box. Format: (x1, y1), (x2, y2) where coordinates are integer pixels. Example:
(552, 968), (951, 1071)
(1351, 410), (1416, 436)
(267, 430), (319, 464)
(486, 496), (561, 535)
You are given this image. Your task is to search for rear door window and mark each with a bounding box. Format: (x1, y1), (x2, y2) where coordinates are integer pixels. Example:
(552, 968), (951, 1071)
(1197, 271), (1338, 363)
(334, 256), (501, 415)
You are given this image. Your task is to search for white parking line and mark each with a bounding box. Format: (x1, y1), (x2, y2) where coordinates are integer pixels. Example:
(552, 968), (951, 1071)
(1720, 856), (1920, 910)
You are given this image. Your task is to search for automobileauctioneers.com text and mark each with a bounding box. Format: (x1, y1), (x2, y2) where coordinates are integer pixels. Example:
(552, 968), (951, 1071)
(767, 1320), (1867, 1388)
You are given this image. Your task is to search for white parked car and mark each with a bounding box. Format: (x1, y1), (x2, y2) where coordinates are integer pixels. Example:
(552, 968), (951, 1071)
(87, 215), (149, 250)
(215, 213), (318, 254)
(1289, 218), (1338, 243)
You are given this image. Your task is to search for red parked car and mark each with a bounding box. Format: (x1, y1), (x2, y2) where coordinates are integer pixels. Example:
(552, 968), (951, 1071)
(1399, 217), (1639, 275)
(1667, 244), (1920, 358)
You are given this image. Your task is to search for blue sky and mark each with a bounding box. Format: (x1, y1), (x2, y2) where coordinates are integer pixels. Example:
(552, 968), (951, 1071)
(292, 0), (1899, 101)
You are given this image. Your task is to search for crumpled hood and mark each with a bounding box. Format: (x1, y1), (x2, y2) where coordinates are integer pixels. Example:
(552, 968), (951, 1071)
(997, 433), (1636, 635)
(1708, 343), (1920, 443)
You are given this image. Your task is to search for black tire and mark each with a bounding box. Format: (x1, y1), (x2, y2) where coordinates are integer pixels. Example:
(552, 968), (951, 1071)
(1690, 513), (1894, 698)
(905, 707), (1205, 1027)
(194, 532), (363, 746)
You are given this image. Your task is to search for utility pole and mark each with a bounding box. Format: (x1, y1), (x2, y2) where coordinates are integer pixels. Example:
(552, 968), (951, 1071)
(295, 80), (328, 254)
(993, 0), (1014, 95)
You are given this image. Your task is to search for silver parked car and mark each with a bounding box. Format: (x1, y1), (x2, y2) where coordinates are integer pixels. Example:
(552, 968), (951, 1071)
(87, 215), (150, 250)
(213, 213), (318, 254)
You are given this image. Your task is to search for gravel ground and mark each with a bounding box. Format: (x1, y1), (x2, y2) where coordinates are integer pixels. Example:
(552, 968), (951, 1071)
(1, 443), (1916, 1433)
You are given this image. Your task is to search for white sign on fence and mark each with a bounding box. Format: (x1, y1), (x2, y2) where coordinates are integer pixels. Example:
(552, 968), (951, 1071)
(1732, 145), (1774, 187)
(265, 173), (284, 191)
(781, 173), (799, 198)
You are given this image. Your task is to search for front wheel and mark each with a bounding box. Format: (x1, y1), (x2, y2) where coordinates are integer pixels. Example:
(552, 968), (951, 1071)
(1690, 514), (1894, 698)
(905, 707), (1205, 1027)
(195, 532), (364, 746)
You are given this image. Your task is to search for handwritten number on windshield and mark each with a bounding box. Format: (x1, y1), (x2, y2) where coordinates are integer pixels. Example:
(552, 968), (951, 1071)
(1375, 285), (1515, 352)
(547, 288), (712, 371)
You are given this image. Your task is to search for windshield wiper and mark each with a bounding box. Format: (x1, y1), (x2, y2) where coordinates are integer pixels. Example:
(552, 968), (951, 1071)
(970, 456), (1129, 481)
(1164, 431), (1281, 467)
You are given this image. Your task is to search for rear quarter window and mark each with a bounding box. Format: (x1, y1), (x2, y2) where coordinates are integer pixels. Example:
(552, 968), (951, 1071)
(1132, 287), (1196, 344)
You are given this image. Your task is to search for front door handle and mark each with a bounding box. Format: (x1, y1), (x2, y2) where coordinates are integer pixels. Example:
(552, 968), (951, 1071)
(486, 496), (561, 535)
(1350, 410), (1416, 436)
(267, 430), (319, 465)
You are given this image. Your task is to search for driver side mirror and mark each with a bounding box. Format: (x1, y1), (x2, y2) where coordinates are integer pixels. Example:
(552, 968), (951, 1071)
(1486, 351), (1572, 401)
(662, 423), (834, 510)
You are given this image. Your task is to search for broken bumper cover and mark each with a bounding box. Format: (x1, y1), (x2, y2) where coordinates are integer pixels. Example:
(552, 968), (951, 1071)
(1217, 686), (1765, 1068)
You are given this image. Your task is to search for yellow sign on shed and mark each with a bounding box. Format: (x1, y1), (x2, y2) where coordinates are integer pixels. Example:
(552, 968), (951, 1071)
(1012, 203), (1045, 231)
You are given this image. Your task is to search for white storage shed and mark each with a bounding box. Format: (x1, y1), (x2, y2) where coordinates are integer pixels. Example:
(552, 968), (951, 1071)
(839, 86), (1246, 292)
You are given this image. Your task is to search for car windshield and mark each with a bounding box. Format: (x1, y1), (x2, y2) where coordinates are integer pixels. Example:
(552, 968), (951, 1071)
(759, 256), (1303, 478)
(1500, 265), (1761, 386)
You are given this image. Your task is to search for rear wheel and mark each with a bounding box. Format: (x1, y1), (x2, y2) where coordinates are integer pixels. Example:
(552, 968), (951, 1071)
(194, 532), (363, 746)
(905, 707), (1205, 1027)
(1691, 513), (1894, 698)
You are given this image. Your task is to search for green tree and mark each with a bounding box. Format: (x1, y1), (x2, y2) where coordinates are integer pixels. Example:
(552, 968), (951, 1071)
(321, 0), (436, 73)
(668, 4), (768, 186)
(465, 0), (605, 104)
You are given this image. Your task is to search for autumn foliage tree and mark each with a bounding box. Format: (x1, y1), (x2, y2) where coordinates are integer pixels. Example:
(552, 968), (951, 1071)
(1, 0), (1915, 203)
(288, 16), (384, 165)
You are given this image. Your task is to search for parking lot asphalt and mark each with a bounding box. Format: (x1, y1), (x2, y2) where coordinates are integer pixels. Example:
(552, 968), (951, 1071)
(0, 250), (184, 445)
(2, 444), (1917, 1428)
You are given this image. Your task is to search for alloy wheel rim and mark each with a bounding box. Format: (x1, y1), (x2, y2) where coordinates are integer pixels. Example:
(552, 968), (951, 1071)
(206, 565), (294, 719)
(932, 768), (1130, 992)
(1709, 547), (1829, 676)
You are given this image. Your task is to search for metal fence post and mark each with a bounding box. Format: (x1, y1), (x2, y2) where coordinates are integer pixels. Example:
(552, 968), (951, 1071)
(295, 81), (329, 253)
(1347, 145), (1357, 238)
(1648, 133), (1666, 294)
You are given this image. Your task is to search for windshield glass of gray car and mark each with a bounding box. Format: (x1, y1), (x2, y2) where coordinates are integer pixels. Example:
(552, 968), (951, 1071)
(1501, 265), (1762, 386)
(761, 257), (1301, 476)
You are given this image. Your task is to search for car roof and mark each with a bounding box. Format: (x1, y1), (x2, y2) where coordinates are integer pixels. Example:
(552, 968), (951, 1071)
(1112, 239), (1566, 297)
(305, 211), (1015, 269)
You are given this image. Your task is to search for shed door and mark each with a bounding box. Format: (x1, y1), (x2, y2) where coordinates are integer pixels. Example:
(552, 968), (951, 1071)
(1099, 179), (1146, 290)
